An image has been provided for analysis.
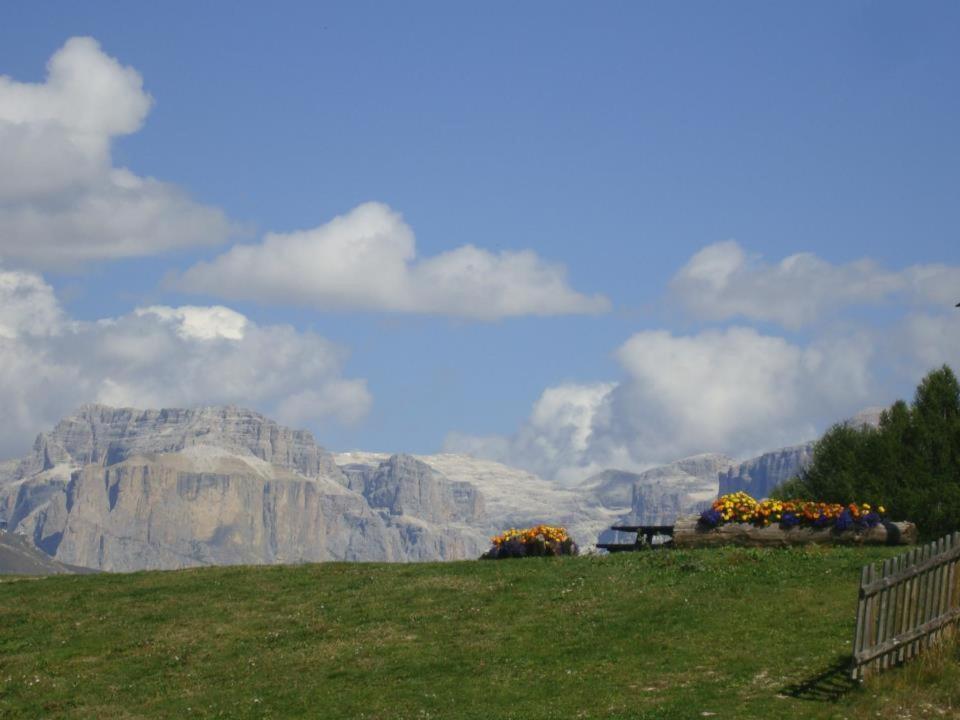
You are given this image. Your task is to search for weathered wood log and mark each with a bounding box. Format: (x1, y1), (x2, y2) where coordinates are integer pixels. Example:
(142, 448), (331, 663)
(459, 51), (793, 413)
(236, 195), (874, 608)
(672, 515), (917, 549)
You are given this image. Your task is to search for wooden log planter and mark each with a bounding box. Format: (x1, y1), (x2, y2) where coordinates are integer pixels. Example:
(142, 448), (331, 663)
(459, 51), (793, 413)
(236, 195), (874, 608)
(673, 515), (917, 549)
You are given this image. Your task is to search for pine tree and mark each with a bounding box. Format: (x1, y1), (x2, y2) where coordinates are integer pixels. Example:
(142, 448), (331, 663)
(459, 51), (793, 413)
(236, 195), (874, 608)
(793, 365), (960, 539)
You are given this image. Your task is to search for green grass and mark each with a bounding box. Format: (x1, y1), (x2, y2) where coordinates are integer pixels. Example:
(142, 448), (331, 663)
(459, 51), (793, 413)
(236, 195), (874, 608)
(1, 546), (958, 719)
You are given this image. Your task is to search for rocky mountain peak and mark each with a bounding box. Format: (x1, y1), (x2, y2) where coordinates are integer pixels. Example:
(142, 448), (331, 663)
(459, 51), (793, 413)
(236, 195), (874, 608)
(1, 409), (493, 571)
(672, 453), (736, 478)
(10, 404), (343, 482)
(347, 453), (484, 525)
(718, 442), (816, 499)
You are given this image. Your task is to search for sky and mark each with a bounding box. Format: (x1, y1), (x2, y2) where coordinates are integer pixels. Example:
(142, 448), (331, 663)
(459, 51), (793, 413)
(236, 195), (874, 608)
(1, 1), (958, 483)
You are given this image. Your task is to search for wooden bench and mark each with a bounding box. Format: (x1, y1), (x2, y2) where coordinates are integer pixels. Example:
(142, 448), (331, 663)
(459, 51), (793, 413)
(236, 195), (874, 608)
(596, 524), (675, 552)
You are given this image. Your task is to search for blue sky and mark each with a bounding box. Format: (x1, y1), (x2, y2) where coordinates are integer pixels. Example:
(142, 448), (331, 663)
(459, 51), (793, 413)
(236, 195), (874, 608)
(1, 2), (958, 481)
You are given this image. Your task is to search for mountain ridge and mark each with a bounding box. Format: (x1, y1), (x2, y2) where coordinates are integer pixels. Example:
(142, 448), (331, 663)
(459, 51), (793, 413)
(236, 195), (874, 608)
(0, 407), (495, 571)
(0, 403), (884, 573)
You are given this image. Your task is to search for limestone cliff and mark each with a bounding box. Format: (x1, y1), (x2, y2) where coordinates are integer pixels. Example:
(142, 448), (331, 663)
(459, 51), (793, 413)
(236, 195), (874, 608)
(345, 454), (484, 525)
(717, 443), (815, 499)
(335, 451), (618, 550)
(0, 403), (890, 569)
(5, 404), (345, 482)
(584, 454), (734, 543)
(335, 453), (488, 561)
(0, 407), (489, 571)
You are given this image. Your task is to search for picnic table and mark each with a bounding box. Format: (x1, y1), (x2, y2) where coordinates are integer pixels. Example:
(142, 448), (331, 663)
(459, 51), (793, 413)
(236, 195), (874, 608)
(595, 524), (675, 552)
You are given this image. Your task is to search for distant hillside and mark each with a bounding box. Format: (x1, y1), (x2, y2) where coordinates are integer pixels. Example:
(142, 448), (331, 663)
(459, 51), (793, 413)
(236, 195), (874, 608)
(0, 530), (93, 575)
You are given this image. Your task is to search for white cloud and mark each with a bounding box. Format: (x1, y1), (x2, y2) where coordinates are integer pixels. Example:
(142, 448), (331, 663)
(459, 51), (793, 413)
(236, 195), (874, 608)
(671, 241), (960, 329)
(596, 327), (873, 463)
(0, 266), (370, 459)
(0, 37), (150, 136)
(903, 265), (960, 307)
(445, 382), (619, 484)
(272, 382), (372, 429)
(0, 36), (229, 267)
(0, 267), (63, 338)
(177, 202), (609, 320)
(134, 305), (248, 341)
(447, 327), (876, 484)
(446, 240), (960, 483)
(890, 312), (960, 378)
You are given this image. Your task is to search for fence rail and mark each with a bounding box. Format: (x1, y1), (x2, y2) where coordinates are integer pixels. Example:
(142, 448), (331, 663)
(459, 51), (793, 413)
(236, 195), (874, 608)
(852, 531), (960, 680)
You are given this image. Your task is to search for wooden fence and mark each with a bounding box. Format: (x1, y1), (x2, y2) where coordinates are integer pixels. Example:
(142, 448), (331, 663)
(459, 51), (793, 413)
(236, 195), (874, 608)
(852, 531), (960, 680)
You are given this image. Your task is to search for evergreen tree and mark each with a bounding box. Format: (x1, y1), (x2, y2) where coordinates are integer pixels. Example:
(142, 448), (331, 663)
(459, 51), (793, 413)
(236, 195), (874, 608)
(791, 365), (960, 539)
(800, 423), (875, 504)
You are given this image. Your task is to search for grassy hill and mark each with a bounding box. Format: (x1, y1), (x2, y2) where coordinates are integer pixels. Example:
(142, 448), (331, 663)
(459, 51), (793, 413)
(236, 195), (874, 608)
(1, 547), (958, 719)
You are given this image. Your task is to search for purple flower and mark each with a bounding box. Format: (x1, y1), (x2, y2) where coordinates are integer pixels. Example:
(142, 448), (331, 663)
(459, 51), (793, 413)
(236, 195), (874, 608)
(779, 512), (800, 529)
(699, 508), (722, 527)
(835, 508), (854, 532)
(813, 512), (832, 528)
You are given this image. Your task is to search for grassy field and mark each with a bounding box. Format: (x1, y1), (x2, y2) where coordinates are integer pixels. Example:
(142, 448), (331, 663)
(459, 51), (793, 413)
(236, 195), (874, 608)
(1, 546), (958, 719)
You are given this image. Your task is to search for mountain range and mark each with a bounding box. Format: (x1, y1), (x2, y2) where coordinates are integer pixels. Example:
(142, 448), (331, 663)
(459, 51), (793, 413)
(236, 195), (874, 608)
(0, 403), (881, 573)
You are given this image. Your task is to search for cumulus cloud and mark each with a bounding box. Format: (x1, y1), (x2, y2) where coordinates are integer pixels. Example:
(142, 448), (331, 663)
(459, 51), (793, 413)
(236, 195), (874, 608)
(445, 238), (960, 483)
(0, 36), (229, 267)
(671, 241), (960, 329)
(445, 382), (620, 484)
(597, 327), (872, 462)
(446, 327), (878, 484)
(134, 305), (248, 341)
(0, 268), (63, 338)
(0, 265), (370, 458)
(890, 312), (960, 378)
(177, 202), (609, 320)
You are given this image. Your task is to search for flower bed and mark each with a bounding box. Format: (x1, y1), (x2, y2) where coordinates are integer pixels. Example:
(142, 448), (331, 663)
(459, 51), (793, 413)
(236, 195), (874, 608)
(481, 524), (578, 559)
(699, 491), (886, 532)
